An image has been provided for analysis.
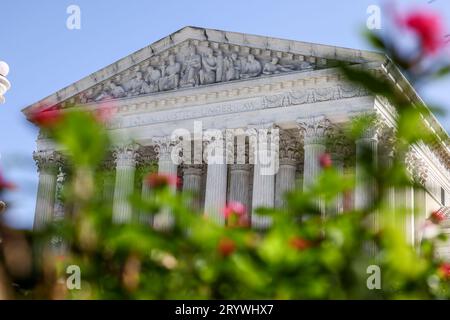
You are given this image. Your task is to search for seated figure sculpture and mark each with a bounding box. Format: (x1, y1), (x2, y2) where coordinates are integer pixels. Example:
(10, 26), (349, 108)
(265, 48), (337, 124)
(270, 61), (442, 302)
(159, 55), (181, 91)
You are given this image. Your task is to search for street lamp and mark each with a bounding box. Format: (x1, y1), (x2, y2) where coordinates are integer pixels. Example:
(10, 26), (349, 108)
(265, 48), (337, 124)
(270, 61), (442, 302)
(0, 61), (10, 104)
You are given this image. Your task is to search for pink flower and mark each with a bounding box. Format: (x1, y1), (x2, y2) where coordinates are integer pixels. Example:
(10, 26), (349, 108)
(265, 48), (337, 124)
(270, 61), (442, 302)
(399, 10), (446, 55)
(222, 201), (246, 219)
(218, 237), (236, 257)
(145, 173), (180, 189)
(289, 236), (311, 251)
(439, 262), (450, 280)
(0, 172), (16, 192)
(94, 101), (117, 124)
(430, 209), (446, 224)
(319, 153), (332, 169)
(421, 220), (440, 240)
(29, 106), (63, 128)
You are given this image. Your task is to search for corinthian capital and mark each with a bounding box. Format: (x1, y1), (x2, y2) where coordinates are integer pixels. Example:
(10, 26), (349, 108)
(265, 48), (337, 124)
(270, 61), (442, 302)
(278, 129), (301, 161)
(405, 149), (428, 185)
(152, 136), (177, 161)
(112, 143), (140, 167)
(297, 116), (331, 145)
(33, 150), (62, 172)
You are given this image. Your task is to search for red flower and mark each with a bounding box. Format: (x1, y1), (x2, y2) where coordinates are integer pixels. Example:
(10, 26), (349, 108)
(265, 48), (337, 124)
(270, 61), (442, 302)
(218, 237), (236, 257)
(222, 202), (246, 219)
(429, 209), (446, 224)
(400, 10), (446, 54)
(146, 173), (180, 189)
(289, 236), (311, 251)
(29, 107), (63, 128)
(319, 153), (332, 169)
(222, 202), (250, 227)
(438, 262), (450, 280)
(94, 101), (117, 124)
(0, 173), (15, 192)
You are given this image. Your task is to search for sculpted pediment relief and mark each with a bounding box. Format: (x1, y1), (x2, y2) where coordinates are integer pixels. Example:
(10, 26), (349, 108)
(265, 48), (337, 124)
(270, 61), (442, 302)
(70, 40), (337, 106)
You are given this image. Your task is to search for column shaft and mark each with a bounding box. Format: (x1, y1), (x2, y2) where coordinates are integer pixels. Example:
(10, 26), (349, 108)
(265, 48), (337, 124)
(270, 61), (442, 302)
(112, 145), (137, 223)
(34, 169), (57, 230)
(275, 159), (297, 208)
(229, 164), (250, 209)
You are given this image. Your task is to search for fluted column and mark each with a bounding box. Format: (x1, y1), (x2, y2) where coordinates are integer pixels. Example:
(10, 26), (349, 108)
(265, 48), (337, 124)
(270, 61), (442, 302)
(248, 125), (278, 229)
(183, 165), (203, 210)
(275, 130), (300, 208)
(204, 131), (228, 225)
(153, 136), (178, 229)
(355, 124), (379, 210)
(53, 167), (66, 220)
(229, 164), (251, 207)
(112, 144), (139, 223)
(33, 151), (59, 230)
(330, 153), (344, 214)
(379, 127), (396, 212)
(297, 116), (331, 213)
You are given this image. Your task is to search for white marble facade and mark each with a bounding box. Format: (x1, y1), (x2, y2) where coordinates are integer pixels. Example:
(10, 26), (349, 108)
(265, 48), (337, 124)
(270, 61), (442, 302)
(22, 27), (450, 254)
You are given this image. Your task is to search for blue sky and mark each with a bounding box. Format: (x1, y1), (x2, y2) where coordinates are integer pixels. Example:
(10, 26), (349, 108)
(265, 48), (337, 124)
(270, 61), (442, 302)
(0, 0), (449, 229)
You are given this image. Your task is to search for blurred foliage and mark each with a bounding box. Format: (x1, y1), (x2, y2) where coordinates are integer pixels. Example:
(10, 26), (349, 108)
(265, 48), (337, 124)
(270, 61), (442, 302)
(1, 9), (450, 299)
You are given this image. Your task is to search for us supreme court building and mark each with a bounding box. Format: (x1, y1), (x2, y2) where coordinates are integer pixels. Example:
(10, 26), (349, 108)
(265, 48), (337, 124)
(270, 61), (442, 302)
(22, 27), (450, 257)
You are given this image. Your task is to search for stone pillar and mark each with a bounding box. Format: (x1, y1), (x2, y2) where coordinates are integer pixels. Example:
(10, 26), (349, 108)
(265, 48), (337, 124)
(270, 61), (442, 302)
(405, 149), (429, 245)
(153, 136), (178, 229)
(137, 152), (156, 225)
(112, 144), (139, 224)
(53, 167), (66, 221)
(355, 124), (379, 211)
(297, 116), (331, 213)
(204, 131), (228, 225)
(275, 159), (297, 208)
(33, 151), (59, 230)
(379, 127), (396, 212)
(183, 165), (203, 210)
(248, 125), (278, 229)
(229, 164), (251, 208)
(275, 130), (300, 208)
(330, 153), (344, 214)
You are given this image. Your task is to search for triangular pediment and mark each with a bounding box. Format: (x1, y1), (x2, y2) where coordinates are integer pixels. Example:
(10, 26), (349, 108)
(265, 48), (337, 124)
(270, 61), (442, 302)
(23, 26), (385, 114)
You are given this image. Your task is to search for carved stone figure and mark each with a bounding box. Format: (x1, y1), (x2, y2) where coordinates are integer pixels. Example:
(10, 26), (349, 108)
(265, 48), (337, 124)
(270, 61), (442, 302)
(200, 48), (217, 85)
(180, 45), (202, 87)
(121, 70), (134, 92)
(263, 57), (294, 75)
(159, 55), (181, 91)
(128, 72), (146, 96)
(93, 83), (109, 101)
(240, 54), (261, 79)
(109, 81), (126, 98)
(215, 50), (225, 82)
(79, 88), (95, 104)
(224, 52), (241, 81)
(143, 66), (161, 93)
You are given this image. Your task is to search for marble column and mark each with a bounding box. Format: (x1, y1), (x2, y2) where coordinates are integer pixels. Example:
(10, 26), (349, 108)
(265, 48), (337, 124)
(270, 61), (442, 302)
(33, 151), (59, 230)
(248, 125), (277, 229)
(330, 153), (344, 215)
(183, 165), (203, 210)
(112, 144), (139, 224)
(204, 132), (228, 225)
(53, 167), (66, 221)
(275, 159), (297, 208)
(153, 136), (178, 229)
(138, 154), (156, 225)
(355, 124), (379, 211)
(380, 127), (396, 212)
(229, 164), (251, 208)
(297, 116), (331, 213)
(275, 130), (299, 208)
